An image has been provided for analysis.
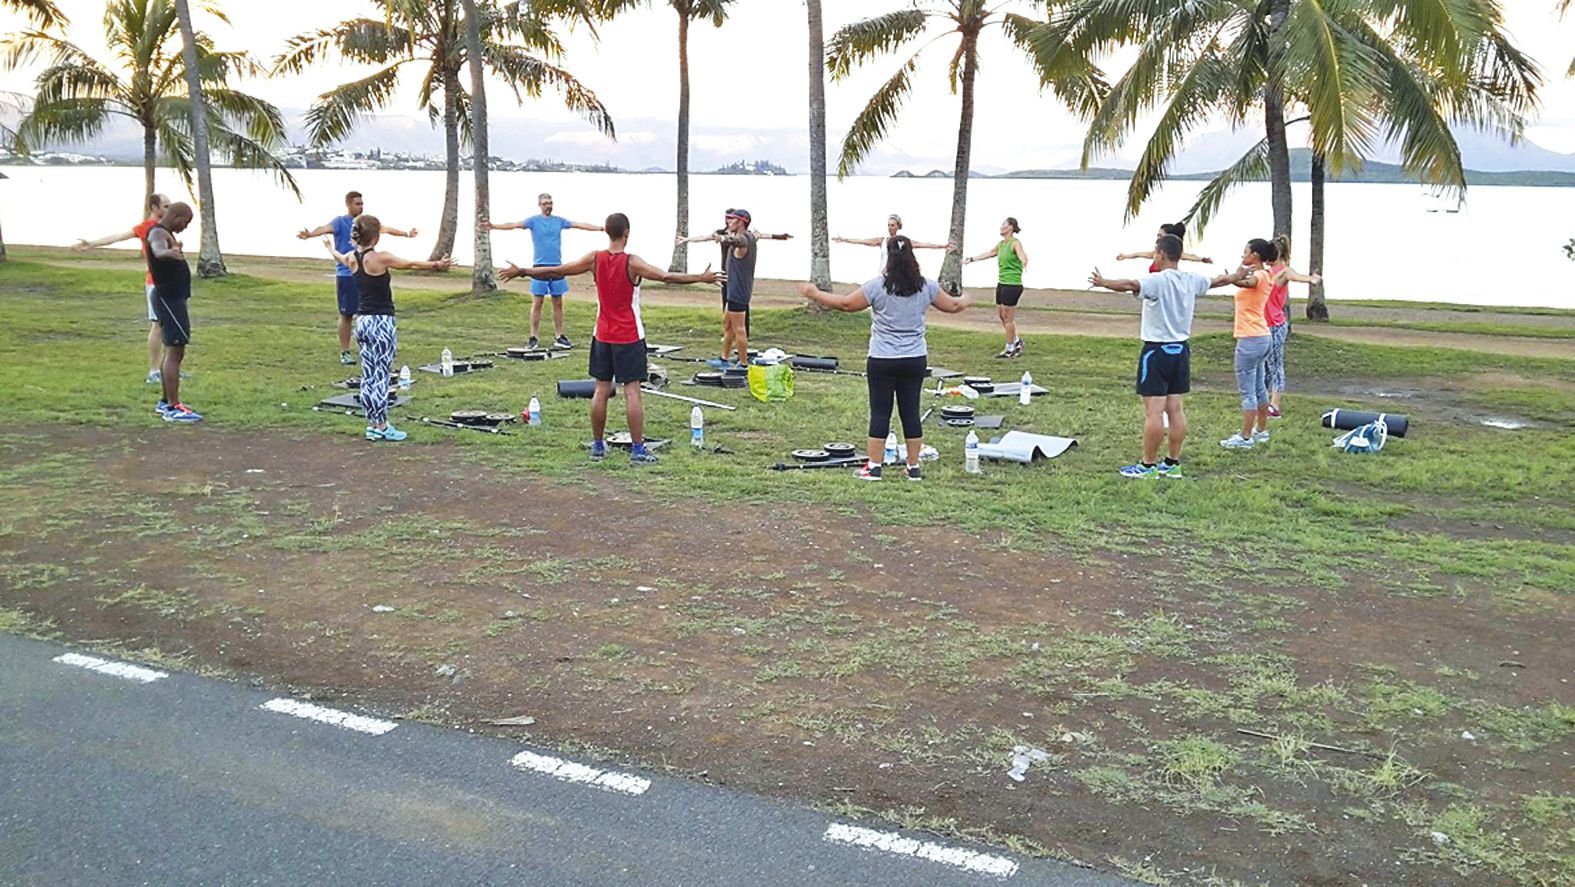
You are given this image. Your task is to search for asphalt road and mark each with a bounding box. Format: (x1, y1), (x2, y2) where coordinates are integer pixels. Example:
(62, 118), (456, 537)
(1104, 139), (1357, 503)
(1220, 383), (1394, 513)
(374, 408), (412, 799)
(0, 634), (1133, 886)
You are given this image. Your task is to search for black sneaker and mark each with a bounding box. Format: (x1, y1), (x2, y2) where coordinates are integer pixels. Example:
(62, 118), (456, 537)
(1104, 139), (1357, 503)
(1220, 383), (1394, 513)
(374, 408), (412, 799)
(527, 336), (539, 350)
(854, 462), (882, 481)
(994, 347), (1014, 359)
(904, 464), (922, 482)
(554, 334), (573, 349)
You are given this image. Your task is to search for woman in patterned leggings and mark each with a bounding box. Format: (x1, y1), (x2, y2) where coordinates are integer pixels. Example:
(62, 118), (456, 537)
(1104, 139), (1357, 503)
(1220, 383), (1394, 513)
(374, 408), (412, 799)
(324, 216), (452, 441)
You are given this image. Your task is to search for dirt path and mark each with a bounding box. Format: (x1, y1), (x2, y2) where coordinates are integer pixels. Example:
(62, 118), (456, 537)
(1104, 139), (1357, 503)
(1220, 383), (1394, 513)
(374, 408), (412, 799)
(23, 247), (1573, 359)
(2, 426), (1569, 886)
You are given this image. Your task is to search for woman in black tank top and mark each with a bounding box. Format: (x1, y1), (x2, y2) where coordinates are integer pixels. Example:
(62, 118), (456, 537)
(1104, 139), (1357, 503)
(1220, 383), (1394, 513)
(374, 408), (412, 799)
(323, 216), (453, 441)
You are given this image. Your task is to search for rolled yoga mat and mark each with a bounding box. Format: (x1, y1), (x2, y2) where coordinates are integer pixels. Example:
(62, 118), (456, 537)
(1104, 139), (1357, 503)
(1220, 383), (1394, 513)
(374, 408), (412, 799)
(790, 356), (839, 371)
(1321, 409), (1408, 438)
(557, 380), (615, 399)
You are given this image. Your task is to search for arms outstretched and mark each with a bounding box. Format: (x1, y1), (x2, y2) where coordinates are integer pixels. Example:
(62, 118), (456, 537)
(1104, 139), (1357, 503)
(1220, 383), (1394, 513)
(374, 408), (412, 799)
(73, 228), (139, 251)
(302, 222), (418, 239)
(1274, 265), (1322, 286)
(962, 243), (999, 265)
(499, 250), (597, 281)
(1116, 249), (1212, 263)
(833, 235), (882, 247)
(797, 280), (970, 314)
(1088, 265), (1252, 296)
(322, 237), (451, 272)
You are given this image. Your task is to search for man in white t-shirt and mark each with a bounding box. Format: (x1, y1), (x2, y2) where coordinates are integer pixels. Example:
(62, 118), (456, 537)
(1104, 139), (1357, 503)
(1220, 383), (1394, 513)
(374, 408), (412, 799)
(1091, 235), (1250, 479)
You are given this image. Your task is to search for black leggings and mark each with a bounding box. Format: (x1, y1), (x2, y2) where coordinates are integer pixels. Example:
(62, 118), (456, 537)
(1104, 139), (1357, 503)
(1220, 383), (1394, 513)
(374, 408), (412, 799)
(867, 355), (928, 439)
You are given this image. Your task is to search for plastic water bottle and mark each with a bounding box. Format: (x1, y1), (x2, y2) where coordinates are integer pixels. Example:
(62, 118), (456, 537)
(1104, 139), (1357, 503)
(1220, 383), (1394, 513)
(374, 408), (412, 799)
(884, 432), (898, 465)
(440, 347), (454, 377)
(965, 430), (981, 474)
(398, 365), (411, 391)
(690, 406), (705, 448)
(527, 396), (541, 426)
(1020, 370), (1033, 405)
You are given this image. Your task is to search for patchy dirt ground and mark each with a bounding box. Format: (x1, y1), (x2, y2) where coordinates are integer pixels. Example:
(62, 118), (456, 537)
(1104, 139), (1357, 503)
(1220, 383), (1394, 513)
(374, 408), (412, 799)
(2, 427), (1571, 885)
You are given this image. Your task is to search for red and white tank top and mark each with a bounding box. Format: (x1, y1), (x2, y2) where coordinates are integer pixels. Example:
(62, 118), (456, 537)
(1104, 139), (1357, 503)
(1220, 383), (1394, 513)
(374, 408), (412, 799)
(593, 250), (644, 344)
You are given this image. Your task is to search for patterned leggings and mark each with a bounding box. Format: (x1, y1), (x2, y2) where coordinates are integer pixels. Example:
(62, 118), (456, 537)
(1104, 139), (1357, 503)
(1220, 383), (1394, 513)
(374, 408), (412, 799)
(355, 314), (398, 426)
(1266, 322), (1289, 394)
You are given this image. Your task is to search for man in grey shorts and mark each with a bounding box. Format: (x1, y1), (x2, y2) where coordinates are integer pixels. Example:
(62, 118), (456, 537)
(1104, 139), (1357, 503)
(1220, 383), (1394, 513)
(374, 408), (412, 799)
(73, 193), (172, 383)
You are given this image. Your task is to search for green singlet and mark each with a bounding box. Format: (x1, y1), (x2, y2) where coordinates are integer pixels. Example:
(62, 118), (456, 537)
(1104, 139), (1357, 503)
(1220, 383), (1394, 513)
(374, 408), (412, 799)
(997, 237), (1024, 285)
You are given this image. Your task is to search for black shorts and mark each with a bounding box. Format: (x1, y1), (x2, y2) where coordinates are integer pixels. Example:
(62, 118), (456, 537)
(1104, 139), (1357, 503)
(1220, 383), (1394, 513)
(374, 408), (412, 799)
(589, 337), (648, 384)
(724, 300), (750, 314)
(995, 284), (1024, 307)
(1135, 341), (1190, 397)
(336, 277), (358, 316)
(152, 293), (191, 347)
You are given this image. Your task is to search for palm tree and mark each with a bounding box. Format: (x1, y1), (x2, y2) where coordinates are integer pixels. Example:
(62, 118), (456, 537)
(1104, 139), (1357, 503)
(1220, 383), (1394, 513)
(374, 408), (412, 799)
(595, 0), (735, 271)
(1042, 0), (1537, 319)
(829, 1), (1104, 285)
(1561, 1), (1575, 76)
(276, 1), (614, 263)
(3, 0), (298, 215)
(2, 0), (65, 28)
(806, 0), (830, 291)
(172, 0), (224, 277)
(460, 0), (494, 293)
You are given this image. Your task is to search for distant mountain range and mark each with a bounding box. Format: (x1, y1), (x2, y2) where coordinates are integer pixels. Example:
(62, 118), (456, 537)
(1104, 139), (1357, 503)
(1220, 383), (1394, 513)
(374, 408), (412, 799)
(988, 149), (1575, 187)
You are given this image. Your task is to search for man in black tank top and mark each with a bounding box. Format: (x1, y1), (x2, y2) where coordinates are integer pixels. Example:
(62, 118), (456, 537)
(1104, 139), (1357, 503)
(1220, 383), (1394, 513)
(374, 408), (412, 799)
(144, 203), (202, 423)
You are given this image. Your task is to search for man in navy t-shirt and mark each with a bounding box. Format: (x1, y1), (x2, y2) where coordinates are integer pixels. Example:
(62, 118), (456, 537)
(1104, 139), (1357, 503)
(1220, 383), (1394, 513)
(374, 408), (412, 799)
(489, 192), (603, 350)
(297, 190), (420, 365)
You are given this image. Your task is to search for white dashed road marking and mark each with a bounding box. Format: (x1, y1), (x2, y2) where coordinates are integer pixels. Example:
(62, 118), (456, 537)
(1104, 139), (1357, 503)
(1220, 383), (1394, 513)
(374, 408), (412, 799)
(823, 822), (1019, 879)
(53, 653), (168, 684)
(509, 750), (652, 796)
(260, 698), (398, 735)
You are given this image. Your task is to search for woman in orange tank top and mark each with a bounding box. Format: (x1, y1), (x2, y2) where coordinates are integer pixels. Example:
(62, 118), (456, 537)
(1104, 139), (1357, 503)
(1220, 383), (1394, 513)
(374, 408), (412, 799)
(1221, 238), (1277, 450)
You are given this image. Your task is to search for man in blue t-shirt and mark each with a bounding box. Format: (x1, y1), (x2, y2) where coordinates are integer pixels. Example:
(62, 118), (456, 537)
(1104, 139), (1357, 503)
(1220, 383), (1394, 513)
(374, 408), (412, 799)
(489, 192), (604, 350)
(297, 190), (420, 365)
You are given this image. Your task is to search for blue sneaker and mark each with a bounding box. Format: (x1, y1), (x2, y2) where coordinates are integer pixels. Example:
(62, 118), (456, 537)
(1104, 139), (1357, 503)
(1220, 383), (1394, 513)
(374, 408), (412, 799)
(163, 403), (202, 423)
(1119, 462), (1158, 479)
(629, 446), (659, 465)
(155, 400), (171, 417)
(590, 440), (607, 462)
(706, 357), (730, 369)
(1156, 462), (1184, 480)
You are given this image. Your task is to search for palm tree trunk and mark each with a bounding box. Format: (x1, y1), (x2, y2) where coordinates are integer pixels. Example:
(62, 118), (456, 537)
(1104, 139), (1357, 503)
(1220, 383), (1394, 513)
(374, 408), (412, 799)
(806, 0), (830, 291)
(1264, 0), (1293, 239)
(939, 38), (978, 289)
(669, 9), (690, 272)
(460, 0), (494, 293)
(0, 219), (7, 263)
(432, 67), (462, 262)
(173, 0), (226, 278)
(1306, 151), (1329, 322)
(143, 124), (157, 215)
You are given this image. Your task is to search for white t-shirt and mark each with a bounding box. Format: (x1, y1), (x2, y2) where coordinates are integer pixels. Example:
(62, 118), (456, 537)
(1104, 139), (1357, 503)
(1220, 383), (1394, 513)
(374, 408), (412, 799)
(1136, 269), (1209, 342)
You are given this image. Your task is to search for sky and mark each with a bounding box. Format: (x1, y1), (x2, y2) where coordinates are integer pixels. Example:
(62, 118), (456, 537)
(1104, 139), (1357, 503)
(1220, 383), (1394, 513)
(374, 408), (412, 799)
(2, 0), (1574, 172)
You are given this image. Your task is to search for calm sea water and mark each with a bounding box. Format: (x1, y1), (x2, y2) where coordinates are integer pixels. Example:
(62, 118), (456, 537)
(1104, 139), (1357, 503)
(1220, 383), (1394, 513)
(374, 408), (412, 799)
(3, 165), (1570, 309)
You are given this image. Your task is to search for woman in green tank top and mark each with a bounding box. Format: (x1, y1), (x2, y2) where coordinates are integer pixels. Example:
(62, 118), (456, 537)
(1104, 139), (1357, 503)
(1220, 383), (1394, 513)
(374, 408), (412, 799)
(964, 217), (1029, 358)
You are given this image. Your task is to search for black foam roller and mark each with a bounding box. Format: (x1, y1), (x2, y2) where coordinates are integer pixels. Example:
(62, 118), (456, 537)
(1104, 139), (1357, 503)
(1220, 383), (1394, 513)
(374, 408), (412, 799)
(1321, 408), (1408, 438)
(791, 356), (839, 371)
(556, 380), (614, 399)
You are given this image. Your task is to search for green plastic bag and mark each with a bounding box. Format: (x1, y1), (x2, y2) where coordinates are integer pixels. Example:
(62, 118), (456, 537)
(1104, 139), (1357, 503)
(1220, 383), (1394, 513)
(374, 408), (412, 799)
(748, 363), (795, 403)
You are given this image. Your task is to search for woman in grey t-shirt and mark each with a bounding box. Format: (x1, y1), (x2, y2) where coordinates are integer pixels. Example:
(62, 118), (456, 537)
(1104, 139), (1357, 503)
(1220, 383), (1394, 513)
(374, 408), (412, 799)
(799, 236), (971, 481)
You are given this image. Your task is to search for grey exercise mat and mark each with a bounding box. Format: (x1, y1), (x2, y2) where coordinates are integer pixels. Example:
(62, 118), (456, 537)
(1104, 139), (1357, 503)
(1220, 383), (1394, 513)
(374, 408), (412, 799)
(318, 392), (412, 411)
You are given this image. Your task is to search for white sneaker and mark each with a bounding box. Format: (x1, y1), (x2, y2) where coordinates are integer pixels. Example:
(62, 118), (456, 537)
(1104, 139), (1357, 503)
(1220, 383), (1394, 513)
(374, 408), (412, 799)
(1253, 430), (1270, 444)
(1220, 433), (1255, 449)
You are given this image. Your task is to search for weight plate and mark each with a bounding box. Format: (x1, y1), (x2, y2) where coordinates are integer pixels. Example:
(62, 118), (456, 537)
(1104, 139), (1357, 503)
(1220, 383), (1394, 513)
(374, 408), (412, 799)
(792, 449), (831, 462)
(484, 412), (514, 425)
(450, 409), (489, 425)
(943, 418), (976, 427)
(940, 405), (976, 418)
(823, 442), (856, 457)
(694, 371), (724, 386)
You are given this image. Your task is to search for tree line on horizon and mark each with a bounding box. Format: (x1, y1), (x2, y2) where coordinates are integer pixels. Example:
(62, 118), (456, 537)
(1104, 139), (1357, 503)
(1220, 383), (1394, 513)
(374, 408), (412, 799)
(1, 0), (1570, 319)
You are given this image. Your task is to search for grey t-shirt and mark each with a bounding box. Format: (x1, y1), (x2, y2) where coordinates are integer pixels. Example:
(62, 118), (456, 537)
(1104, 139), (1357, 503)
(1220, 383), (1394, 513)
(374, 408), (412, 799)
(723, 232), (757, 307)
(1136, 269), (1209, 343)
(861, 277), (941, 358)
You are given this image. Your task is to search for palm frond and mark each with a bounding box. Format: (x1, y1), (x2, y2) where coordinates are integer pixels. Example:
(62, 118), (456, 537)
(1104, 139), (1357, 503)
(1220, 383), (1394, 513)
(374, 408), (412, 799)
(271, 19), (406, 75)
(482, 44), (615, 137)
(13, 96), (114, 152)
(1183, 136), (1270, 235)
(2, 0), (68, 29)
(1000, 12), (1108, 119)
(836, 52), (920, 178)
(826, 9), (929, 80)
(303, 62), (406, 146)
(1122, 54), (1230, 220)
(199, 87), (290, 147)
(1282, 0), (1383, 172)
(1, 28), (88, 69)
(1355, 25), (1464, 193)
(693, 0), (736, 28)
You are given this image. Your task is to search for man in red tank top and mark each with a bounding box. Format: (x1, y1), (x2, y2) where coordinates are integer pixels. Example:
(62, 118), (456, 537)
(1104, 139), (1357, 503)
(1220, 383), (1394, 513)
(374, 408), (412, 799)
(73, 193), (171, 382)
(502, 213), (721, 465)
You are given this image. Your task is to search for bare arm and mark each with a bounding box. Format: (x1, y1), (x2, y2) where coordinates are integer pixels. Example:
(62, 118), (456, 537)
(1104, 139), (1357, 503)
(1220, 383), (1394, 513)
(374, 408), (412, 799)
(146, 228), (182, 262)
(487, 220), (524, 231)
(500, 251), (597, 281)
(751, 231), (793, 242)
(909, 240), (951, 250)
(1209, 266), (1256, 289)
(675, 232), (721, 245)
(796, 281), (869, 312)
(297, 223), (334, 239)
(963, 244), (1000, 264)
(1115, 249), (1153, 261)
(833, 236), (882, 247)
(932, 283), (971, 314)
(627, 254), (720, 286)
(1275, 266), (1321, 285)
(1012, 239), (1028, 267)
(73, 229), (139, 250)
(321, 236), (353, 268)
(371, 250), (453, 273)
(382, 225), (419, 238)
(1088, 267), (1142, 294)
(569, 221), (604, 232)
(1181, 251), (1212, 264)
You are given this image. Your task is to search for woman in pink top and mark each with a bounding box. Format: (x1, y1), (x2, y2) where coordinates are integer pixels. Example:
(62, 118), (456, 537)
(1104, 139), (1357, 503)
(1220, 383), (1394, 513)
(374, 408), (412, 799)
(1264, 235), (1321, 417)
(1221, 239), (1277, 450)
